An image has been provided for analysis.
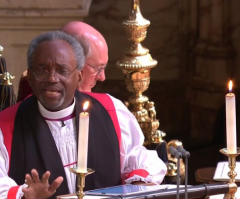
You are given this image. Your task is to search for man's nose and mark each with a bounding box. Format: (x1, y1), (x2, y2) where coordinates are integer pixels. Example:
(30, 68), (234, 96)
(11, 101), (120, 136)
(48, 71), (59, 82)
(96, 70), (106, 82)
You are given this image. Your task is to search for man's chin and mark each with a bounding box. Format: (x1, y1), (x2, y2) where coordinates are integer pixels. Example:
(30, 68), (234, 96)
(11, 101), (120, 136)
(39, 96), (64, 111)
(78, 86), (93, 92)
(90, 83), (96, 89)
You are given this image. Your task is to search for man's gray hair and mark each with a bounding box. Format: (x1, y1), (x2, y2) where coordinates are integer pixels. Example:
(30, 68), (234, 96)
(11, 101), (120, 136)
(27, 31), (85, 70)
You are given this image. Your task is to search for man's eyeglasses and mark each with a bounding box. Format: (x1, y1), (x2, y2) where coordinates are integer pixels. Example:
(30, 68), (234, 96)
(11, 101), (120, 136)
(33, 67), (78, 81)
(86, 63), (107, 76)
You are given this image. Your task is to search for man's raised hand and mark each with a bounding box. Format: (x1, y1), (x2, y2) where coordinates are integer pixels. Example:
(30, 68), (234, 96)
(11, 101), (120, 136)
(23, 169), (63, 199)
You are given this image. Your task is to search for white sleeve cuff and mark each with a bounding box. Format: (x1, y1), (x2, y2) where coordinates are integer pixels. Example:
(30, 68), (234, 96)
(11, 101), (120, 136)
(125, 175), (159, 184)
(16, 184), (28, 199)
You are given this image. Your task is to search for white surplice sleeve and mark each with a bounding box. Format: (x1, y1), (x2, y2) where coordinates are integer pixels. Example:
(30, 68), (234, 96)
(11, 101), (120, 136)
(0, 129), (26, 199)
(108, 95), (167, 184)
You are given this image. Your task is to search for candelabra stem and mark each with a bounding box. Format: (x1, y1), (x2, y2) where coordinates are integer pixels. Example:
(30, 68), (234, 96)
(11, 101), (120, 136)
(76, 174), (85, 199)
(228, 155), (237, 183)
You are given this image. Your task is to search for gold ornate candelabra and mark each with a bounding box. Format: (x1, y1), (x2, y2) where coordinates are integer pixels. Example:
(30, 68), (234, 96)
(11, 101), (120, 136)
(220, 148), (240, 199)
(116, 0), (159, 147)
(116, 0), (186, 183)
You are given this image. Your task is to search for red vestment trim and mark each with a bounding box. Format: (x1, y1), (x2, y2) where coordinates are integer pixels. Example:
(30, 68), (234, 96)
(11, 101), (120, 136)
(7, 185), (20, 199)
(127, 169), (149, 179)
(63, 161), (77, 167)
(82, 92), (121, 148)
(0, 102), (21, 162)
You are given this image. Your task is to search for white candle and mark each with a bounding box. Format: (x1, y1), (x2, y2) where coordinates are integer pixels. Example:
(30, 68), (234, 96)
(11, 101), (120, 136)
(77, 101), (90, 172)
(226, 80), (237, 154)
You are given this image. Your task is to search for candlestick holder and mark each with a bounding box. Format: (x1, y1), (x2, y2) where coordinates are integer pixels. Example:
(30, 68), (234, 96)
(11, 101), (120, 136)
(69, 168), (95, 199)
(220, 148), (240, 199)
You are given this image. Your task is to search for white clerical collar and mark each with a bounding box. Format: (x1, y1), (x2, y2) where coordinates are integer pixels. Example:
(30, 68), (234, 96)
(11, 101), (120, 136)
(38, 98), (76, 120)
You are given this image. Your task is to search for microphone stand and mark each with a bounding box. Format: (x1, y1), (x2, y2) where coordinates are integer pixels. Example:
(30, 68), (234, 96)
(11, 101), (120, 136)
(177, 157), (180, 199)
(167, 146), (182, 199)
(176, 146), (190, 199)
(184, 155), (188, 199)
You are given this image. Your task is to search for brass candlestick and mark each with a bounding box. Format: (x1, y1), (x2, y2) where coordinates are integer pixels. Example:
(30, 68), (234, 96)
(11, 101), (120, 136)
(220, 148), (240, 199)
(69, 168), (95, 199)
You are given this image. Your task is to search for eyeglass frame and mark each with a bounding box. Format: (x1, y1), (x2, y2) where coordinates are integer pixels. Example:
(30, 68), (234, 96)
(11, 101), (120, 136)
(32, 67), (78, 81)
(86, 63), (107, 76)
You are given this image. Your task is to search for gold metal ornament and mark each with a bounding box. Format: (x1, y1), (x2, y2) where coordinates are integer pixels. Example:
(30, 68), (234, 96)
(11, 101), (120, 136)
(0, 72), (15, 86)
(69, 168), (95, 199)
(0, 45), (15, 86)
(116, 0), (159, 147)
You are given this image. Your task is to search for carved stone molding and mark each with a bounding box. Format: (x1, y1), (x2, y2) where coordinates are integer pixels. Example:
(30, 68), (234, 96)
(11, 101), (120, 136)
(0, 0), (92, 29)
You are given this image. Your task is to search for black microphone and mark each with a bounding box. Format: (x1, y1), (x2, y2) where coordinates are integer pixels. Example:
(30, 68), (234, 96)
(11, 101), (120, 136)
(176, 146), (190, 158)
(176, 146), (190, 199)
(168, 146), (182, 159)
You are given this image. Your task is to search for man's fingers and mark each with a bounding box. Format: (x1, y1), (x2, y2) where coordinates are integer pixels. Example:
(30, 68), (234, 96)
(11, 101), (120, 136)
(31, 169), (41, 183)
(48, 177), (64, 193)
(25, 173), (33, 186)
(42, 171), (50, 184)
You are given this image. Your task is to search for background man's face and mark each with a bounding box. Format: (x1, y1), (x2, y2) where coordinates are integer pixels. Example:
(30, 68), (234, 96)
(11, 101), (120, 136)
(78, 43), (108, 92)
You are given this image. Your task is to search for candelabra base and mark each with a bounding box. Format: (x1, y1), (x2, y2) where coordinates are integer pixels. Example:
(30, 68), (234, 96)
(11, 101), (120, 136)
(223, 182), (238, 199)
(220, 148), (240, 199)
(69, 167), (95, 199)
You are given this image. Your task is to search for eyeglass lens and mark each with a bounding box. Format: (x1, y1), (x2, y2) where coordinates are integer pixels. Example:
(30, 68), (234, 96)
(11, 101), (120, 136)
(33, 68), (77, 81)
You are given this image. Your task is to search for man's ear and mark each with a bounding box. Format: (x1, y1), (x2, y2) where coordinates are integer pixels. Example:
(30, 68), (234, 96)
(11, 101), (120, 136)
(26, 68), (33, 88)
(77, 70), (83, 82)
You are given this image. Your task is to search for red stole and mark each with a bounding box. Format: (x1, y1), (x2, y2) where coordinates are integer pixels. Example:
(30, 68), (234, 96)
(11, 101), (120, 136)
(82, 92), (121, 148)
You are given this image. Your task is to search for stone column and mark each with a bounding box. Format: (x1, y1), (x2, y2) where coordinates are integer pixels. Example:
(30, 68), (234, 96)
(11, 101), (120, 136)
(0, 0), (92, 94)
(186, 0), (235, 142)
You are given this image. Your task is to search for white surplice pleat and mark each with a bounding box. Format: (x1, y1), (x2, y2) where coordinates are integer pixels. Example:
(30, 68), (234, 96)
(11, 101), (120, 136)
(39, 100), (78, 194)
(46, 119), (77, 194)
